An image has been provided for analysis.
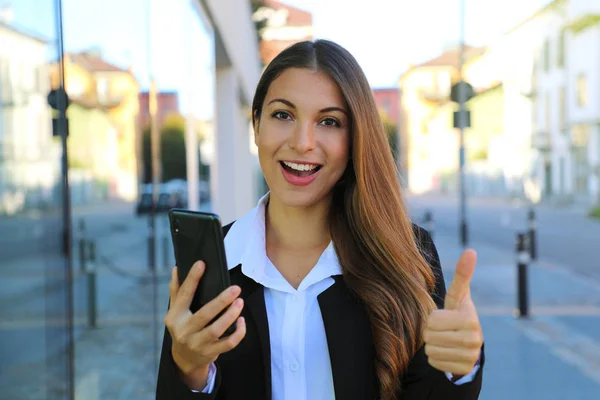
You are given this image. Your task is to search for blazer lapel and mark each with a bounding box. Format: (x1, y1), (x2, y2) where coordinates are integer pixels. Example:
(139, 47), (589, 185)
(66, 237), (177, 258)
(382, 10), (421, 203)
(318, 275), (379, 400)
(230, 265), (272, 400)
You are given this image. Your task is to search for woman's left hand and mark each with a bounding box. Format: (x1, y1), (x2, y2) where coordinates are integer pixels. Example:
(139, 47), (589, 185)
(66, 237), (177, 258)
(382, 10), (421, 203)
(423, 249), (483, 377)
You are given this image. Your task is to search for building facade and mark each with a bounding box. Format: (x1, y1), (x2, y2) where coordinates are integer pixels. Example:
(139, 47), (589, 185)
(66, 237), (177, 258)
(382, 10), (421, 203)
(527, 0), (600, 205)
(398, 45), (485, 194)
(0, 21), (57, 214)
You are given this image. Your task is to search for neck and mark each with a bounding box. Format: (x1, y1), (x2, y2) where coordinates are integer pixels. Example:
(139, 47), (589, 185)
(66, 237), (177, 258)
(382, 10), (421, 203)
(265, 194), (331, 251)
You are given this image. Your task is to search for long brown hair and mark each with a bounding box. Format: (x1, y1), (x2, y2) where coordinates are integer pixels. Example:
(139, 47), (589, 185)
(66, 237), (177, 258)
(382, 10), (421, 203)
(252, 40), (436, 399)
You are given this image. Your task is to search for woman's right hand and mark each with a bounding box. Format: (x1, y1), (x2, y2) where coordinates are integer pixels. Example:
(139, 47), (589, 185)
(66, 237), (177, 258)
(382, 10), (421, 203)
(164, 261), (246, 390)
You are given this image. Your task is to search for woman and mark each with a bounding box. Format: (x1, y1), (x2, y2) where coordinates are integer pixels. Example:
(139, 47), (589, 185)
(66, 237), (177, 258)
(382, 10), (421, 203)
(157, 39), (484, 400)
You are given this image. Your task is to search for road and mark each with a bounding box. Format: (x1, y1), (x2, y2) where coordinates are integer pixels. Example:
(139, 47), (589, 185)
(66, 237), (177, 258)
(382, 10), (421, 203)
(406, 194), (600, 281)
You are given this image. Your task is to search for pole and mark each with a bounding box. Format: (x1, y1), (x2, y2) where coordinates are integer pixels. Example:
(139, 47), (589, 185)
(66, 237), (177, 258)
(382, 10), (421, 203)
(458, 0), (468, 248)
(163, 216), (170, 269)
(78, 219), (87, 273)
(528, 208), (537, 261)
(516, 233), (530, 318)
(54, 0), (75, 396)
(147, 0), (160, 378)
(87, 241), (97, 328)
(149, 78), (159, 273)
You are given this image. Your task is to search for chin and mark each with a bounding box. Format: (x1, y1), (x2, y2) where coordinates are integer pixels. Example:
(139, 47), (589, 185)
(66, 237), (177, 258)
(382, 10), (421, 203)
(271, 186), (332, 209)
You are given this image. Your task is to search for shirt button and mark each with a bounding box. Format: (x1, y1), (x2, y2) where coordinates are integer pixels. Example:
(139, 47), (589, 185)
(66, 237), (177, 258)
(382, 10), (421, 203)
(289, 362), (299, 372)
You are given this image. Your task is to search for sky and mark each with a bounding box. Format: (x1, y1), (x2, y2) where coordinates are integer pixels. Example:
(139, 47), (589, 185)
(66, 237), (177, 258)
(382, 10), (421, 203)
(284, 0), (553, 88)
(7, 0), (553, 117)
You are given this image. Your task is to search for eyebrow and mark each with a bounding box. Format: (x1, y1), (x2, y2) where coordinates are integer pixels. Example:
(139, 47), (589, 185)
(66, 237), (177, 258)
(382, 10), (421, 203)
(267, 98), (348, 116)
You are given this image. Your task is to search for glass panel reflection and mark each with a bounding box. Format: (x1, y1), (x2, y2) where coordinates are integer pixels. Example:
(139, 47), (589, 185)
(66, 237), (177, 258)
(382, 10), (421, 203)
(0, 0), (72, 399)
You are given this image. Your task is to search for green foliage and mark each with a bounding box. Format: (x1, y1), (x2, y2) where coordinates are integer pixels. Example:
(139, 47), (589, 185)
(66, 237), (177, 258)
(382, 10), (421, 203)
(589, 206), (600, 220)
(567, 14), (600, 35)
(251, 1), (268, 42)
(160, 114), (187, 182)
(141, 113), (207, 184)
(472, 149), (488, 161)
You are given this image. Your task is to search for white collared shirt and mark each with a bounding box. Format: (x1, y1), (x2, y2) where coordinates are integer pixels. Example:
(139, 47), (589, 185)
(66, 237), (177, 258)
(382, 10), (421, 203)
(198, 193), (478, 398)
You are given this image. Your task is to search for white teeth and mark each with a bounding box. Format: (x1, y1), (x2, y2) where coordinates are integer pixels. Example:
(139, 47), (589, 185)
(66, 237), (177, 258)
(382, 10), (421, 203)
(283, 161), (318, 171)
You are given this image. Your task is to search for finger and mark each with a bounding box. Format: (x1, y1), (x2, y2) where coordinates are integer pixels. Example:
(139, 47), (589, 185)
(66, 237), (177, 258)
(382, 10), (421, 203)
(426, 309), (469, 331)
(201, 298), (245, 341)
(423, 329), (483, 349)
(171, 261), (206, 312)
(168, 266), (180, 310)
(188, 285), (242, 330)
(424, 344), (480, 363)
(213, 317), (247, 354)
(445, 249), (477, 310)
(427, 359), (477, 376)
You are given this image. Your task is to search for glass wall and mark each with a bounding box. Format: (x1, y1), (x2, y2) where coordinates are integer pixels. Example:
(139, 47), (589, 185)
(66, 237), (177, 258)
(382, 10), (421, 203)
(0, 0), (72, 398)
(0, 0), (216, 398)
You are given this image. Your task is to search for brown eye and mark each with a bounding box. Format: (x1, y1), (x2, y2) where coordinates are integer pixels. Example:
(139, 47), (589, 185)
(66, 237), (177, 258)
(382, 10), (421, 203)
(320, 117), (340, 127)
(272, 111), (292, 121)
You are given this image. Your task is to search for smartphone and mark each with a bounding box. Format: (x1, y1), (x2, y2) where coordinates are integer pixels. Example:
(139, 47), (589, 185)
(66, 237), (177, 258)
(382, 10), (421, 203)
(168, 209), (236, 336)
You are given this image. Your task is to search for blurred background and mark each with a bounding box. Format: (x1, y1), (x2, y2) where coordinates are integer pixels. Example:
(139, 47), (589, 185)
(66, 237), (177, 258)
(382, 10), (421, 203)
(0, 0), (599, 399)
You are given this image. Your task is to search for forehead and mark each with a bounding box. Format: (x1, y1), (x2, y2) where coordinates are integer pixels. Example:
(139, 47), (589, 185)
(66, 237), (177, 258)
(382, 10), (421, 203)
(265, 68), (346, 109)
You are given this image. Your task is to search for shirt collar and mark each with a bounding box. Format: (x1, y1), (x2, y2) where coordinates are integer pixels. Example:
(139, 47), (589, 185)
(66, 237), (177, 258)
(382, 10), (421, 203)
(224, 192), (342, 291)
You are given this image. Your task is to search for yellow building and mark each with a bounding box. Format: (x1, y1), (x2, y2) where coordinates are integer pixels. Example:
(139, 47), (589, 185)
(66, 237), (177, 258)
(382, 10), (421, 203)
(50, 51), (140, 201)
(398, 45), (488, 194)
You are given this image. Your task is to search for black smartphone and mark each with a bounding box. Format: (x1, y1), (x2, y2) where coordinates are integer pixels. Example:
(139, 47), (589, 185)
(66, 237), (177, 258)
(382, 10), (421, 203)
(168, 209), (236, 336)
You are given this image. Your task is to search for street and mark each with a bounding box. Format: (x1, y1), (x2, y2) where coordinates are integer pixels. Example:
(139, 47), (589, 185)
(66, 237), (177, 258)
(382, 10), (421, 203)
(406, 194), (600, 281)
(1, 196), (600, 398)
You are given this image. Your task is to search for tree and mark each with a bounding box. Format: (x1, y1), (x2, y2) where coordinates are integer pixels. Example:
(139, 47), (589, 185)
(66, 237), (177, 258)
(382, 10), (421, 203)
(160, 114), (187, 182)
(141, 113), (206, 184)
(251, 1), (268, 41)
(141, 124), (153, 184)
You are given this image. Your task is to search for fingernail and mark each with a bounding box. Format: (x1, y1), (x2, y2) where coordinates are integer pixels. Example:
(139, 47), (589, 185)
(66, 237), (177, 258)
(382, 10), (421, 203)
(194, 261), (204, 272)
(235, 298), (244, 308)
(229, 285), (240, 295)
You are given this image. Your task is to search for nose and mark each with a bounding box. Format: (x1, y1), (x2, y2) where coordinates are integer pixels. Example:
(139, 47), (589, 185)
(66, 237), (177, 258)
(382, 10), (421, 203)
(290, 121), (316, 153)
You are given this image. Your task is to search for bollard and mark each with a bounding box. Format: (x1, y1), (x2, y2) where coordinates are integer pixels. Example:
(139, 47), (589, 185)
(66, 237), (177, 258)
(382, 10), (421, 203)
(87, 240), (97, 328)
(516, 233), (530, 318)
(528, 208), (537, 261)
(78, 219), (87, 273)
(423, 210), (434, 240)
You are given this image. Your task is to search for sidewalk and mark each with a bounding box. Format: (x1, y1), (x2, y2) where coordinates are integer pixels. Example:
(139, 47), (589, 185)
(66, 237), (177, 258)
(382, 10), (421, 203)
(406, 191), (597, 219)
(0, 203), (209, 400)
(432, 232), (600, 399)
(2, 209), (599, 399)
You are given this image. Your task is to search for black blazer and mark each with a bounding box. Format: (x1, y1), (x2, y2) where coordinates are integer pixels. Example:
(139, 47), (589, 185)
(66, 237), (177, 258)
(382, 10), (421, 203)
(156, 224), (484, 400)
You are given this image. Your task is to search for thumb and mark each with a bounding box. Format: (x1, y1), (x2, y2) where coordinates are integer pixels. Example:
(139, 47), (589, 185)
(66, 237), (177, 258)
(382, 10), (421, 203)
(445, 249), (477, 310)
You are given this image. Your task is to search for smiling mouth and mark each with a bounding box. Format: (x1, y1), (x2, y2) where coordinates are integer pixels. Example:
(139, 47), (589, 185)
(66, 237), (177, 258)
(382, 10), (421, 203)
(280, 161), (322, 177)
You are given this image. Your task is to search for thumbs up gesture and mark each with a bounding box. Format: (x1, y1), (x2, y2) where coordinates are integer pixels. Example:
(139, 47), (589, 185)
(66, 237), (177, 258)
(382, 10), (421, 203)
(424, 249), (483, 376)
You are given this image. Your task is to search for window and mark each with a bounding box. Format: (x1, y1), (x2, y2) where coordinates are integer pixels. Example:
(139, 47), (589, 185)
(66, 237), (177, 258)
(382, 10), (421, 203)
(559, 87), (566, 132)
(576, 73), (588, 107)
(571, 124), (590, 194)
(545, 92), (551, 133)
(557, 31), (565, 68)
(543, 39), (550, 72)
(96, 77), (109, 103)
